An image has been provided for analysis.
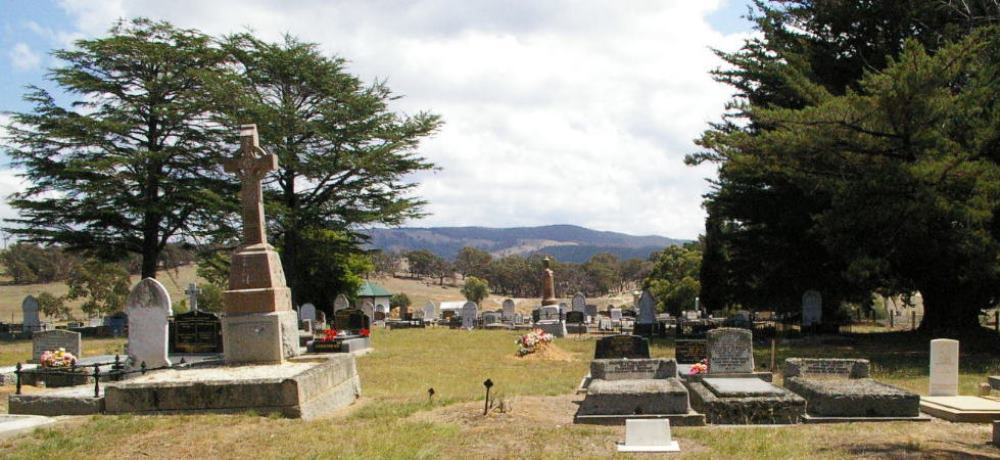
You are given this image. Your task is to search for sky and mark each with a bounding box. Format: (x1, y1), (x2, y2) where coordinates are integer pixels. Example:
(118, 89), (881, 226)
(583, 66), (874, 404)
(0, 0), (753, 240)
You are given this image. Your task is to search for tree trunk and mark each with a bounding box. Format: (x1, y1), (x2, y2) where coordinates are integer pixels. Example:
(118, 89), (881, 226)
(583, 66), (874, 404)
(918, 284), (982, 332)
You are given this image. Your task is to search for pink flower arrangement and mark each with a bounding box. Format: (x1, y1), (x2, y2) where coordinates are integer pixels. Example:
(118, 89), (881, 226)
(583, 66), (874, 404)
(689, 358), (708, 375)
(39, 348), (77, 368)
(516, 328), (554, 356)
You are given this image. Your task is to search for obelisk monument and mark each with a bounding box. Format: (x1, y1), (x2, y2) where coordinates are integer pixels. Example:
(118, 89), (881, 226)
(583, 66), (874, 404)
(221, 124), (299, 363)
(541, 257), (557, 306)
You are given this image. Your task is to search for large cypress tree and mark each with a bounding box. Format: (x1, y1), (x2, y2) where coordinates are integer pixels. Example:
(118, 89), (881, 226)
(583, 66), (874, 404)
(690, 1), (1000, 330)
(3, 19), (232, 279)
(211, 34), (442, 310)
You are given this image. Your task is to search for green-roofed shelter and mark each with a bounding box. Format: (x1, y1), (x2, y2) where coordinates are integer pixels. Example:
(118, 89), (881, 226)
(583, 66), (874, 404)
(358, 280), (393, 320)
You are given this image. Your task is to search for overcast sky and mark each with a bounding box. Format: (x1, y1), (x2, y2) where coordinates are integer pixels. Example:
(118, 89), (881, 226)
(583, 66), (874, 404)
(0, 0), (753, 240)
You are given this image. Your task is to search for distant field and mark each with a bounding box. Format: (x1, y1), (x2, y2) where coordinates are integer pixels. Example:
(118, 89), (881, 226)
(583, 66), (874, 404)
(0, 265), (203, 323)
(373, 275), (636, 314)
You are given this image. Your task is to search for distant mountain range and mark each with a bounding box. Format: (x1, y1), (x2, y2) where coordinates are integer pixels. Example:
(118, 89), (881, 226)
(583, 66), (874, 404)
(364, 225), (687, 263)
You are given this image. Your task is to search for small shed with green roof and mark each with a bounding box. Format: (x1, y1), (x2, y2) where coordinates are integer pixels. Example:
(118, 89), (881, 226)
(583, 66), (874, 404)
(358, 280), (393, 320)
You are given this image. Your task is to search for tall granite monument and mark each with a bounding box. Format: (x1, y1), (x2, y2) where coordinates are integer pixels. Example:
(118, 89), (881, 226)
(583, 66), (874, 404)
(540, 257), (557, 306)
(222, 124), (299, 363)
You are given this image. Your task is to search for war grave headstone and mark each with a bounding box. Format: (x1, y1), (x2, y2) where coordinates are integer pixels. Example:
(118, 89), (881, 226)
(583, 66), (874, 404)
(802, 290), (822, 327)
(634, 290), (657, 336)
(502, 299), (515, 320)
(32, 329), (82, 363)
(461, 302), (478, 329)
(685, 328), (804, 424)
(783, 358), (926, 422)
(170, 310), (222, 354)
(126, 278), (172, 369)
(921, 339), (1000, 422)
(21, 296), (40, 333)
(334, 294), (350, 313)
(575, 335), (704, 426)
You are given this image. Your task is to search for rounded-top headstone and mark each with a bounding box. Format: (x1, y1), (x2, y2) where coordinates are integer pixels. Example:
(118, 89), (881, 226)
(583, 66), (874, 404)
(300, 303), (317, 322)
(572, 292), (586, 312)
(360, 300), (375, 323)
(126, 278), (172, 369)
(502, 298), (515, 319)
(461, 301), (478, 329)
(333, 294), (350, 312)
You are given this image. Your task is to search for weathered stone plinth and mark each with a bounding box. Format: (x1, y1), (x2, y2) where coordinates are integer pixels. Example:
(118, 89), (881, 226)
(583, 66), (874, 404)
(225, 244), (293, 315)
(575, 358), (705, 426)
(222, 310), (299, 364)
(104, 355), (360, 419)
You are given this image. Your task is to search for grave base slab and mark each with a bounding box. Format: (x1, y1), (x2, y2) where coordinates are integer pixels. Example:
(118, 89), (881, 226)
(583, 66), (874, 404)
(8, 385), (104, 416)
(617, 441), (680, 453)
(687, 379), (804, 424)
(920, 396), (1000, 423)
(103, 354), (359, 420)
(785, 377), (920, 418)
(574, 410), (706, 426)
(801, 414), (931, 423)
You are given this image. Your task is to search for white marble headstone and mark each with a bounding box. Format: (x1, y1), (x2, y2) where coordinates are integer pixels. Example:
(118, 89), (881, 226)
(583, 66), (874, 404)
(333, 294), (350, 313)
(572, 292), (586, 312)
(637, 290), (656, 324)
(21, 296), (40, 332)
(929, 338), (959, 396)
(299, 303), (317, 322)
(461, 301), (478, 329)
(802, 290), (822, 326)
(502, 299), (515, 320)
(423, 301), (436, 320)
(360, 300), (374, 324)
(126, 278), (172, 369)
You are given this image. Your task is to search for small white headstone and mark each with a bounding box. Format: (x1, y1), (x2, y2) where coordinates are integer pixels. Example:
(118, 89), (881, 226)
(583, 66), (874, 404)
(572, 292), (586, 312)
(333, 294), (350, 313)
(423, 301), (436, 320)
(617, 419), (679, 453)
(502, 299), (515, 320)
(461, 301), (478, 329)
(637, 290), (656, 324)
(360, 300), (375, 324)
(21, 296), (40, 332)
(126, 278), (172, 369)
(300, 303), (317, 322)
(802, 290), (822, 326)
(929, 338), (959, 396)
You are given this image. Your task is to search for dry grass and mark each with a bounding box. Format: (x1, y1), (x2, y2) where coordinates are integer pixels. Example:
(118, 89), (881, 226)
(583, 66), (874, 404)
(3, 329), (1000, 458)
(0, 338), (127, 367)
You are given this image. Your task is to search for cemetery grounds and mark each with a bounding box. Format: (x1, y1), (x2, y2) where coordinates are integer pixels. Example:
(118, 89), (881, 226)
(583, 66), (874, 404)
(1, 328), (999, 459)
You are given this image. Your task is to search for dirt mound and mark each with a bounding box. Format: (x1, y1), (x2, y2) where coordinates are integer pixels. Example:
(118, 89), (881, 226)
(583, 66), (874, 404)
(515, 342), (574, 361)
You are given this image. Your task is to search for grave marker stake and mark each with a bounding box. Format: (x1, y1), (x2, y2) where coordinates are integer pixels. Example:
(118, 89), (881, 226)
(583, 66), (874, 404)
(483, 378), (493, 415)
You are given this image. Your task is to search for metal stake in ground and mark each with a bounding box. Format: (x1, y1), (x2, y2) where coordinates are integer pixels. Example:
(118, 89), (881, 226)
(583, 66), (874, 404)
(483, 378), (493, 415)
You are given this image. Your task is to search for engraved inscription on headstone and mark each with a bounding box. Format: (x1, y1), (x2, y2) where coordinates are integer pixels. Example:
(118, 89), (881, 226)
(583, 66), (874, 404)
(707, 328), (754, 374)
(594, 335), (651, 360)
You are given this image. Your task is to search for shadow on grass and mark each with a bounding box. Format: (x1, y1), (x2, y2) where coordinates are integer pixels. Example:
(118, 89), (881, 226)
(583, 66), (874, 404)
(836, 442), (1000, 459)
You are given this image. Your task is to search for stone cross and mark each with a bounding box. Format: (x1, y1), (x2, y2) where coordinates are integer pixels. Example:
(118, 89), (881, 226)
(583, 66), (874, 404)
(185, 283), (200, 313)
(224, 124), (278, 246)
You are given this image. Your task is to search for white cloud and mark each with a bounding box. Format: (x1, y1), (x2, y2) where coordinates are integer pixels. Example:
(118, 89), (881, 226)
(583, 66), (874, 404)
(45, 0), (747, 239)
(8, 43), (42, 71)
